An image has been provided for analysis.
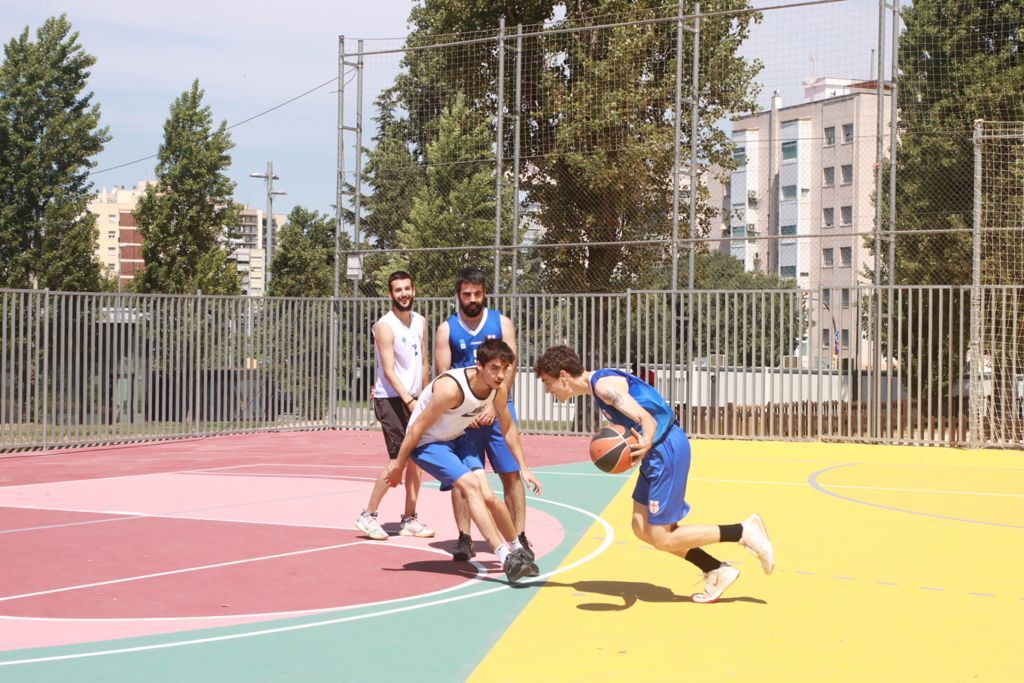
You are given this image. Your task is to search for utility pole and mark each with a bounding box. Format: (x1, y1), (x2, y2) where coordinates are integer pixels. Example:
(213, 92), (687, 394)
(250, 162), (286, 288)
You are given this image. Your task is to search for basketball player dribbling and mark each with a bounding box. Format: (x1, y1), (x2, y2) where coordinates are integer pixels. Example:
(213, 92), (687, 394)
(533, 344), (776, 603)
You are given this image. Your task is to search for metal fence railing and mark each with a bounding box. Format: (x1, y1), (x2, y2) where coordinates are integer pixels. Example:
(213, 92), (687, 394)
(6, 285), (1020, 452)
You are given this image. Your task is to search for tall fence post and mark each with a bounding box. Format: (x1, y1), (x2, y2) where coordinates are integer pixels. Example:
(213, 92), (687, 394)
(671, 0), (684, 291)
(968, 119), (984, 449)
(494, 17), (506, 294)
(687, 1), (701, 290)
(511, 23), (523, 296)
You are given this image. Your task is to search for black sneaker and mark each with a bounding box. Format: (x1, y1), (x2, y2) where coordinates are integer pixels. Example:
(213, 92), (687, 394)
(518, 532), (535, 562)
(515, 548), (540, 578)
(503, 550), (535, 583)
(452, 533), (476, 562)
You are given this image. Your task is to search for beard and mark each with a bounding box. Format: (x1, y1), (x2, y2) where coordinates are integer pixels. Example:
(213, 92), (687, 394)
(392, 296), (414, 312)
(459, 297), (485, 318)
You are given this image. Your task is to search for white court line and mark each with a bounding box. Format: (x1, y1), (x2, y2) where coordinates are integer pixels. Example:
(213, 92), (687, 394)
(693, 476), (1024, 498)
(535, 471), (1024, 498)
(0, 495), (614, 667)
(0, 543), (485, 622)
(0, 542), (365, 604)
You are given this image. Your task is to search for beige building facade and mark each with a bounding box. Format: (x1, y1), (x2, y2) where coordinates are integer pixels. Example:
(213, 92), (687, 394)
(707, 77), (893, 369)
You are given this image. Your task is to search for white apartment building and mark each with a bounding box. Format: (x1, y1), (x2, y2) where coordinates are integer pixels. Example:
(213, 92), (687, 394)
(707, 77), (893, 369)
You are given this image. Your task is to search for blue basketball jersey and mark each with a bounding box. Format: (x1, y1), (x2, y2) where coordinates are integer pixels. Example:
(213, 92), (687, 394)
(590, 368), (676, 444)
(447, 308), (504, 368)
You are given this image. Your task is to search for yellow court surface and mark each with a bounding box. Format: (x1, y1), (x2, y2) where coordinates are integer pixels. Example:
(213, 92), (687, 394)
(473, 440), (1024, 682)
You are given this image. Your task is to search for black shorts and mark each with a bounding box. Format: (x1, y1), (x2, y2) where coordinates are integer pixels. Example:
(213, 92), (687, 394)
(373, 397), (413, 459)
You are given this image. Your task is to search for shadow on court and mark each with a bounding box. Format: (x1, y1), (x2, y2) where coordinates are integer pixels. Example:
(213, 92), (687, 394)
(535, 579), (767, 610)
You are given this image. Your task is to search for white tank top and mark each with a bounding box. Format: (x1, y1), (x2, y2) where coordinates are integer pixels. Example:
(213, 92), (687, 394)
(408, 367), (496, 445)
(373, 311), (426, 399)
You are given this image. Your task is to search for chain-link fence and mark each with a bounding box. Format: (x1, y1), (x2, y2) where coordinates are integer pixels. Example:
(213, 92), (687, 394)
(3, 1), (1022, 451)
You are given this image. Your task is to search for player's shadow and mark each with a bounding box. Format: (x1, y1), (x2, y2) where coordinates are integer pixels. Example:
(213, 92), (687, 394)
(536, 579), (767, 610)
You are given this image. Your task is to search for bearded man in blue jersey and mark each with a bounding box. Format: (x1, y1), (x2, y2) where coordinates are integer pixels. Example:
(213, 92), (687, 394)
(434, 268), (535, 563)
(534, 344), (776, 604)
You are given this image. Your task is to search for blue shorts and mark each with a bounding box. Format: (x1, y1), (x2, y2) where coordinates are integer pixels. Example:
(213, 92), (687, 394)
(411, 436), (484, 492)
(461, 401), (520, 474)
(632, 426), (692, 525)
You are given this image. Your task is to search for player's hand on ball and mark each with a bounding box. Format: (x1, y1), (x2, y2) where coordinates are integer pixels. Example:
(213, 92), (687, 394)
(628, 428), (652, 463)
(522, 468), (542, 495)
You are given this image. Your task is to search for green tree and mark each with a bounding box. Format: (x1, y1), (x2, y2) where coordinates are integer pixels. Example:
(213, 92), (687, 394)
(363, 0), (760, 294)
(269, 206), (350, 297)
(872, 0), (1024, 419)
(134, 80), (241, 295)
(377, 94), (512, 296)
(887, 0), (1024, 285)
(0, 15), (109, 291)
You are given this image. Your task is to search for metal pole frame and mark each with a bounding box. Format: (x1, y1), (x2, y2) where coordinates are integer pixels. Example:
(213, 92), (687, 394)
(494, 17), (506, 295)
(511, 23), (523, 296)
(969, 119), (983, 448)
(671, 0), (685, 291)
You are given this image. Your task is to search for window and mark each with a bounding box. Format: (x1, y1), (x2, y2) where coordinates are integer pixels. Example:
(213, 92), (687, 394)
(780, 265), (796, 278)
(107, 263), (116, 272)
(801, 188), (811, 199)
(107, 230), (117, 240)
(107, 246), (116, 253)
(822, 329), (832, 347)
(824, 126), (835, 146)
(841, 205), (853, 226)
(841, 328), (850, 349)
(822, 248), (834, 268)
(782, 185), (797, 201)
(822, 289), (832, 307)
(782, 140), (798, 161)
(733, 146), (746, 165)
(840, 247), (852, 268)
(780, 224), (797, 236)
(107, 214), (116, 223)
(823, 207), (835, 228)
(842, 288), (851, 309)
(823, 167), (835, 187)
(841, 164), (853, 185)
(842, 123), (854, 144)
(732, 225), (747, 238)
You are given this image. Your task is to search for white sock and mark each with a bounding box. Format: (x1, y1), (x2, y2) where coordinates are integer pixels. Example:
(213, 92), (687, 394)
(495, 543), (511, 564)
(509, 538), (523, 552)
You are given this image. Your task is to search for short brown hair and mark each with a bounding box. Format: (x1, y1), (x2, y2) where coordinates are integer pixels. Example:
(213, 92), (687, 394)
(476, 338), (515, 366)
(533, 345), (585, 378)
(387, 270), (414, 291)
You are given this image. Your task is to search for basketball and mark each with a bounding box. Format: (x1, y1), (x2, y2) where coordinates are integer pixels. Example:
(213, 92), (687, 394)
(589, 423), (637, 474)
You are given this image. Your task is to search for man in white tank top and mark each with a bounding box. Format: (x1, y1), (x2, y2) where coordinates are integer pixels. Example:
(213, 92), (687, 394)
(355, 272), (434, 541)
(385, 339), (542, 583)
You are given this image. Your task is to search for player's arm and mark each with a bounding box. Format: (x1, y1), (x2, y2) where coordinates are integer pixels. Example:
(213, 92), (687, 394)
(420, 319), (431, 389)
(494, 385), (541, 495)
(386, 376), (460, 487)
(500, 315), (518, 394)
(434, 320), (452, 375)
(374, 322), (416, 408)
(594, 375), (656, 462)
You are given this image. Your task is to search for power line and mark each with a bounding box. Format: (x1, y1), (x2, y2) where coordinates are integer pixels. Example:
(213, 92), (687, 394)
(89, 74), (347, 178)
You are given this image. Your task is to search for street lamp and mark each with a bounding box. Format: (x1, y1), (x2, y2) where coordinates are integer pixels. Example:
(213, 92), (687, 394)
(249, 162), (286, 286)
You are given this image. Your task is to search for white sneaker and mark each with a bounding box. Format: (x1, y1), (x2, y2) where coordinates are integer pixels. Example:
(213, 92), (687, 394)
(356, 511), (389, 540)
(692, 563), (740, 604)
(399, 514), (435, 538)
(739, 513), (775, 574)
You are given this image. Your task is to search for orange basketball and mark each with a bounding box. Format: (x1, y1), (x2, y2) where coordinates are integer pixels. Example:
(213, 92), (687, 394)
(589, 423), (638, 474)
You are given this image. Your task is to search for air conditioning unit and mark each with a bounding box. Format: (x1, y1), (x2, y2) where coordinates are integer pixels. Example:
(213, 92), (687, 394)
(781, 355), (803, 369)
(706, 354), (728, 367)
(747, 190), (758, 206)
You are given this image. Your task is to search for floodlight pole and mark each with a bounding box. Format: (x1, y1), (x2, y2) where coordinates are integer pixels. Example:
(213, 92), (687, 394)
(250, 162), (285, 288)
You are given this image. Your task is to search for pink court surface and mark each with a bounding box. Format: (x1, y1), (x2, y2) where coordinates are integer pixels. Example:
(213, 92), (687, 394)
(0, 431), (1021, 681)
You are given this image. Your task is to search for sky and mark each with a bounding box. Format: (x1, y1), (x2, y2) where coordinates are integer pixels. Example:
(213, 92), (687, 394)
(0, 0), (889, 219)
(0, 0), (414, 215)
